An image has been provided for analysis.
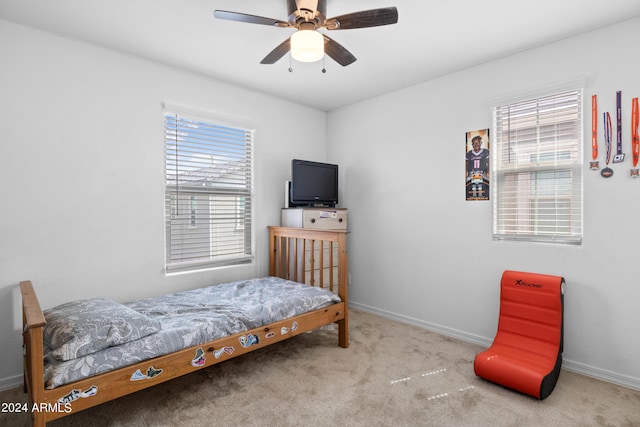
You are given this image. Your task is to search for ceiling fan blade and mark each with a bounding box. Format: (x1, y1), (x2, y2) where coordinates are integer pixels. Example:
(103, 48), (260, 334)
(260, 38), (291, 64)
(214, 10), (290, 27)
(325, 7), (398, 30)
(322, 35), (357, 66)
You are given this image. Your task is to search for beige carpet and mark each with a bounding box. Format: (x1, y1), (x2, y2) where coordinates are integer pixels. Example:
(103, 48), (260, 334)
(1, 309), (639, 427)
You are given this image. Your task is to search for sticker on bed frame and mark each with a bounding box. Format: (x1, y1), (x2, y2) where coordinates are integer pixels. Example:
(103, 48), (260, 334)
(239, 333), (259, 348)
(281, 321), (299, 336)
(265, 331), (276, 339)
(58, 385), (98, 405)
(192, 348), (206, 367)
(213, 346), (235, 359)
(130, 365), (163, 381)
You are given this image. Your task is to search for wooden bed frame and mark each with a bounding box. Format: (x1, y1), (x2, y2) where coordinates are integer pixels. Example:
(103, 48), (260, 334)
(20, 226), (348, 426)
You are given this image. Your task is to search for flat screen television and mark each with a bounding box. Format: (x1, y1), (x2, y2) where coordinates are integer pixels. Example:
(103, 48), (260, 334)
(289, 159), (338, 207)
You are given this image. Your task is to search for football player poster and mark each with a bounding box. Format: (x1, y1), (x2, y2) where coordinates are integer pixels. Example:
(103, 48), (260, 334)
(465, 128), (490, 201)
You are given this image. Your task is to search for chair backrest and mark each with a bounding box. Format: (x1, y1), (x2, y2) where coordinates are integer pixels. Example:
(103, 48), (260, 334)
(495, 270), (564, 356)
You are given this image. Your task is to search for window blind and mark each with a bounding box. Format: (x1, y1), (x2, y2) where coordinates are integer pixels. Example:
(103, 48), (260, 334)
(164, 108), (254, 272)
(492, 89), (583, 244)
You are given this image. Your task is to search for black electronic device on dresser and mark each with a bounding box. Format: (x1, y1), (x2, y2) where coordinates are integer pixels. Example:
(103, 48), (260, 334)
(287, 159), (338, 208)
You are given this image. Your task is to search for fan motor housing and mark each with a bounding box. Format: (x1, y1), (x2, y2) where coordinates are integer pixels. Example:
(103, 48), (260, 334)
(288, 0), (326, 28)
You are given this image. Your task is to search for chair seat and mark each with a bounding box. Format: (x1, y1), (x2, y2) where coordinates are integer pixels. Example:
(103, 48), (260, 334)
(474, 344), (562, 398)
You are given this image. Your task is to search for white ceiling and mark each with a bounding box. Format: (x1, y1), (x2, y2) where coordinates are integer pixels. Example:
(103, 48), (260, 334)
(2, 0), (640, 111)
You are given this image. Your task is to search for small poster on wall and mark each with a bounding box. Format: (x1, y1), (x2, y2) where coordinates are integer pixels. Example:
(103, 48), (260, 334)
(465, 128), (490, 201)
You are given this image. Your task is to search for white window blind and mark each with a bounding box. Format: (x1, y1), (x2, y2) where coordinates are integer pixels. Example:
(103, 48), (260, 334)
(164, 107), (254, 272)
(492, 89), (583, 244)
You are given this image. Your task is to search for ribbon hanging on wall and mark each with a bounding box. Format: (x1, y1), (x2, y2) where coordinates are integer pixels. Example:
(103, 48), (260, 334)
(632, 97), (639, 177)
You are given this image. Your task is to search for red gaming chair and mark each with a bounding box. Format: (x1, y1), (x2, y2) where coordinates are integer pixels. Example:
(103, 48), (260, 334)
(474, 270), (565, 399)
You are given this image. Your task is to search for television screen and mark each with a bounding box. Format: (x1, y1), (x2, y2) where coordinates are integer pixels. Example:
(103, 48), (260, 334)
(290, 159), (338, 207)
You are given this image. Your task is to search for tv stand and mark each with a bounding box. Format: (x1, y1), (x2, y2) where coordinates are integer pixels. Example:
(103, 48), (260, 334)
(281, 207), (347, 230)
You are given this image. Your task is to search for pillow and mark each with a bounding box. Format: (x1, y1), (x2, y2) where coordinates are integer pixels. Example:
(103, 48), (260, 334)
(43, 298), (161, 361)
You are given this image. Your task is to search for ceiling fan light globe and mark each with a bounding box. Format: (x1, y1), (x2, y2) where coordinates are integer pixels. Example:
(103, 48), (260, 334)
(291, 30), (324, 62)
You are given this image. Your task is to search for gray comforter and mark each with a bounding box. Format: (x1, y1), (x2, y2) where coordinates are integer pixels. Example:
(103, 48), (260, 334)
(44, 277), (341, 389)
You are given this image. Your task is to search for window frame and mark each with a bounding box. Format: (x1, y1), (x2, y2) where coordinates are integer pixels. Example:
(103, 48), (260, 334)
(491, 82), (584, 245)
(164, 104), (255, 273)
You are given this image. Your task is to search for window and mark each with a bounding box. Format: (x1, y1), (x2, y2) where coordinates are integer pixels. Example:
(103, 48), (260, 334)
(492, 87), (583, 244)
(164, 106), (254, 272)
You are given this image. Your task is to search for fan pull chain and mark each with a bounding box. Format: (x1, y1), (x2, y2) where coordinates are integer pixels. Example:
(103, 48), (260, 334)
(287, 52), (328, 73)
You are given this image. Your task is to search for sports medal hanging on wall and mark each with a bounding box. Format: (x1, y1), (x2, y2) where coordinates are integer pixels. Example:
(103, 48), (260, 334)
(465, 128), (490, 201)
(592, 90), (639, 179)
(631, 97), (639, 177)
(602, 112), (614, 178)
(613, 91), (625, 163)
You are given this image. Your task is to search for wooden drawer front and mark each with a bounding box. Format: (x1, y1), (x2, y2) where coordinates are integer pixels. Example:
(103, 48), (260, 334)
(302, 209), (347, 230)
(303, 240), (340, 293)
(303, 241), (339, 269)
(304, 268), (340, 293)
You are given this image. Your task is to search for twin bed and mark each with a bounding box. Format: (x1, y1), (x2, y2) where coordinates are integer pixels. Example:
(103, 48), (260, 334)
(21, 226), (348, 426)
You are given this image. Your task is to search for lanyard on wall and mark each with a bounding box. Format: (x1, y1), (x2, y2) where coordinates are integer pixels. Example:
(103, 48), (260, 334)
(602, 112), (614, 178)
(590, 95), (599, 170)
(613, 91), (625, 163)
(632, 97), (639, 177)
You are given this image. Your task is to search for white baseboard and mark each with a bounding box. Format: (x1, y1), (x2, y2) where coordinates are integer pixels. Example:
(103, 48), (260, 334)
(0, 374), (23, 392)
(561, 360), (640, 391)
(350, 301), (493, 347)
(350, 301), (640, 391)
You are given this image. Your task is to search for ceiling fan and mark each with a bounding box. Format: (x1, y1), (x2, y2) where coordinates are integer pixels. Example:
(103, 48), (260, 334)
(214, 0), (398, 66)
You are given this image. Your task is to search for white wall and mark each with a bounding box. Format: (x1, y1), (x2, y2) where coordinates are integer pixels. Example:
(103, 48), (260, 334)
(327, 17), (640, 389)
(0, 20), (326, 387)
